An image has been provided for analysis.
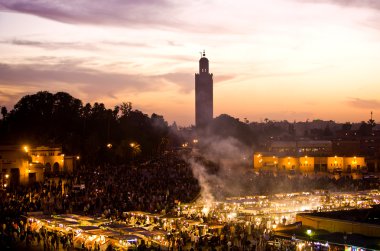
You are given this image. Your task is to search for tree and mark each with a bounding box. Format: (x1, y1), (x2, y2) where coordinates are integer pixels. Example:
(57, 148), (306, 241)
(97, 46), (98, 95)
(1, 106), (7, 120)
(341, 122), (352, 131)
(120, 102), (132, 116)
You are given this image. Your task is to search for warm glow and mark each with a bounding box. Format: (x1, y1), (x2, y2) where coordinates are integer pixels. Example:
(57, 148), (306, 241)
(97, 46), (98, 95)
(130, 143), (135, 148)
(23, 145), (29, 153)
(76, 156), (80, 160)
(0, 1), (378, 125)
(5, 174), (9, 179)
(107, 143), (112, 149)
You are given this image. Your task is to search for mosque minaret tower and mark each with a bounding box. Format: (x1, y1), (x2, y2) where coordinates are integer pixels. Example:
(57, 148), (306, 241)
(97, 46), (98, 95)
(195, 51), (213, 128)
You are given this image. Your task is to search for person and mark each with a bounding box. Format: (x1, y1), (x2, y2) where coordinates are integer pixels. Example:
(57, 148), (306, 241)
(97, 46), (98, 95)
(106, 243), (113, 251)
(138, 239), (147, 251)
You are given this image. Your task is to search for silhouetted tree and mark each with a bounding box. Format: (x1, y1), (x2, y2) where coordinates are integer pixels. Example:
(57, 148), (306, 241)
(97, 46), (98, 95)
(1, 106), (7, 120)
(341, 122), (352, 131)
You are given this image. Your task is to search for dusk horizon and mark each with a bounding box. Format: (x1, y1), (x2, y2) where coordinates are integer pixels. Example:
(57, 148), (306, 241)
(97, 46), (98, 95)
(1, 1), (380, 250)
(1, 0), (380, 126)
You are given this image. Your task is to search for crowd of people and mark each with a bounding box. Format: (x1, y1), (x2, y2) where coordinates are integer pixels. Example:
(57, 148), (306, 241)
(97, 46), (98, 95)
(0, 150), (379, 250)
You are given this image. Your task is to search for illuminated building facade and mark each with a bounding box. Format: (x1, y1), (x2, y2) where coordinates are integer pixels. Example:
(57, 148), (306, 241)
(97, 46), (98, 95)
(195, 51), (213, 128)
(0, 145), (44, 188)
(253, 153), (366, 174)
(0, 145), (75, 188)
(30, 146), (65, 173)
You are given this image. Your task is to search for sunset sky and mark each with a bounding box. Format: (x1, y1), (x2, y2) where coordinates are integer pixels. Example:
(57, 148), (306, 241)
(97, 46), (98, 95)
(1, 0), (380, 125)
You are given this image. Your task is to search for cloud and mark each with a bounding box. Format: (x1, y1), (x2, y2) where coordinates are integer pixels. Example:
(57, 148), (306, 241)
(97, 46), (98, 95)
(102, 40), (150, 48)
(0, 60), (225, 103)
(0, 38), (152, 51)
(0, 0), (179, 28)
(1, 39), (99, 51)
(347, 97), (380, 109)
(159, 72), (236, 93)
(298, 0), (380, 10)
(0, 62), (174, 102)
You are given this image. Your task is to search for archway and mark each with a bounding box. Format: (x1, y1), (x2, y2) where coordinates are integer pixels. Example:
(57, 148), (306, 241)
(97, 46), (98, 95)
(53, 162), (60, 173)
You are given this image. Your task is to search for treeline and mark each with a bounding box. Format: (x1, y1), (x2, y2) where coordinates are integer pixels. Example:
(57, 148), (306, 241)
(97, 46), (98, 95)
(0, 91), (178, 164)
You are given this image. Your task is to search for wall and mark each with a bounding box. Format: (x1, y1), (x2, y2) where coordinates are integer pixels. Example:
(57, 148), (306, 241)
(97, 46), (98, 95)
(296, 214), (380, 237)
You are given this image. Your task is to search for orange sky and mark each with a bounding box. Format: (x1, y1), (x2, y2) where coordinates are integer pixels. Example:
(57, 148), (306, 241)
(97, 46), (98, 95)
(0, 0), (380, 125)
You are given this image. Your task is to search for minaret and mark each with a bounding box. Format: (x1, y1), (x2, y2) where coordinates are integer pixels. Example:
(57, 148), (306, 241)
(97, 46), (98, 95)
(195, 51), (213, 128)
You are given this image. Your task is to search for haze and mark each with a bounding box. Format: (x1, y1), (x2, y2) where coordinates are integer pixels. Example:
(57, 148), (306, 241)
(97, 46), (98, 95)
(1, 0), (380, 125)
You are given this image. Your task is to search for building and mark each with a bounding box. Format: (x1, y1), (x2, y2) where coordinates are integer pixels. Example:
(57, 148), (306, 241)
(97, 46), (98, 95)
(0, 145), (44, 188)
(195, 51), (213, 128)
(296, 208), (380, 238)
(30, 146), (65, 173)
(269, 141), (332, 156)
(253, 153), (366, 174)
(0, 145), (76, 188)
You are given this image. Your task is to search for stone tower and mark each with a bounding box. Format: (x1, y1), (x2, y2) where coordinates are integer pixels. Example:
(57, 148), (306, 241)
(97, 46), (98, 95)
(195, 51), (213, 128)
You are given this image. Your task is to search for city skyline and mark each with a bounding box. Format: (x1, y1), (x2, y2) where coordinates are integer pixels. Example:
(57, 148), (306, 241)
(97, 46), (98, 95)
(1, 0), (380, 125)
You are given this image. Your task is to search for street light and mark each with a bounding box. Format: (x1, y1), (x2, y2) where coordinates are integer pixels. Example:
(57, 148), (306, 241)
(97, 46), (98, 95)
(5, 174), (9, 179)
(107, 143), (112, 149)
(23, 145), (29, 153)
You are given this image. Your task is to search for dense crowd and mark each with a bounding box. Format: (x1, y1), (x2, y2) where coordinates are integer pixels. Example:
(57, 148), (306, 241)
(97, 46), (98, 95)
(0, 151), (379, 250)
(0, 152), (200, 222)
(1, 151), (379, 222)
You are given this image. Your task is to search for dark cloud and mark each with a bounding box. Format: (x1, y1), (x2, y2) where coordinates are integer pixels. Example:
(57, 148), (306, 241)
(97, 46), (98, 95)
(347, 97), (380, 109)
(0, 1), (234, 33)
(0, 61), (221, 100)
(0, 62), (161, 100)
(0, 0), (179, 28)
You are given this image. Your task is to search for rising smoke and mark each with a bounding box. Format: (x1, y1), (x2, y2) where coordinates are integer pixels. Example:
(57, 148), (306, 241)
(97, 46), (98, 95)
(185, 135), (253, 202)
